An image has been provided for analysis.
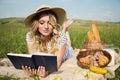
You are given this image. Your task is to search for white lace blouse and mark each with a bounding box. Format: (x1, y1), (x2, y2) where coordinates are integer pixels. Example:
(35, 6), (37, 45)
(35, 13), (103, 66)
(26, 31), (73, 61)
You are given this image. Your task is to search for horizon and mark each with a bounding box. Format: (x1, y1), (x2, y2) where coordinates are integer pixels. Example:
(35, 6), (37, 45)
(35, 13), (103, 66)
(1, 17), (120, 23)
(0, 0), (120, 22)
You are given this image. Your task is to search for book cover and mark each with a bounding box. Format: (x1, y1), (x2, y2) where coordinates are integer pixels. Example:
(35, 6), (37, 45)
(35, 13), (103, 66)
(7, 52), (57, 73)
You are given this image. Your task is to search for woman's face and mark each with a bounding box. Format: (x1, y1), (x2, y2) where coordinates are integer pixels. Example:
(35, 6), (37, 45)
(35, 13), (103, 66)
(38, 14), (53, 37)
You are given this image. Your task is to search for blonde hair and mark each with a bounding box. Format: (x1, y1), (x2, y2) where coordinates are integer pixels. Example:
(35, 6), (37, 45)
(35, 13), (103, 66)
(29, 11), (59, 54)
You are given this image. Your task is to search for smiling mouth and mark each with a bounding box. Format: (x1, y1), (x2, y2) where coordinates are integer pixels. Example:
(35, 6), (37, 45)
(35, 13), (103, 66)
(43, 30), (49, 33)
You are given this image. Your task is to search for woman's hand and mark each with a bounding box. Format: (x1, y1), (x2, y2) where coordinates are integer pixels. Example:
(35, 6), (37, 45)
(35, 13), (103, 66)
(63, 19), (74, 27)
(22, 66), (36, 77)
(22, 66), (46, 78)
(62, 19), (74, 33)
(37, 66), (46, 77)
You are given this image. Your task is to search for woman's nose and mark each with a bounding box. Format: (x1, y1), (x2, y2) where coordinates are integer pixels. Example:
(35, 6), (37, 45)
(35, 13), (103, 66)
(44, 23), (49, 28)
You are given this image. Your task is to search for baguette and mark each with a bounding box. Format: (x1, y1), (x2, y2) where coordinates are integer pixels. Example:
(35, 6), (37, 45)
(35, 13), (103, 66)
(87, 31), (94, 41)
(92, 24), (101, 41)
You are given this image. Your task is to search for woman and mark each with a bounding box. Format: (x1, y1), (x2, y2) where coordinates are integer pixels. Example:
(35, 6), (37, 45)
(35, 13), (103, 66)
(23, 4), (74, 77)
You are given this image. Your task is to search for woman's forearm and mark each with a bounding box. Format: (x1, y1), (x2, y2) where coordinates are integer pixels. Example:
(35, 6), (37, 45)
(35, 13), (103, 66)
(57, 43), (67, 68)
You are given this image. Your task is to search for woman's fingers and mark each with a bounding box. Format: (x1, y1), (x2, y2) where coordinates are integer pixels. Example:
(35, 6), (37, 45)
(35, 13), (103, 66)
(41, 66), (45, 77)
(22, 66), (29, 76)
(37, 66), (42, 76)
(67, 19), (74, 25)
(22, 66), (34, 76)
(63, 19), (74, 27)
(37, 66), (46, 77)
(22, 66), (46, 77)
(22, 65), (25, 70)
(32, 68), (37, 74)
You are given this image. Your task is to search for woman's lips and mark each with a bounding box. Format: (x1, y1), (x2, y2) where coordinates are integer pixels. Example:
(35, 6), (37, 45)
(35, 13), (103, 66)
(43, 30), (49, 33)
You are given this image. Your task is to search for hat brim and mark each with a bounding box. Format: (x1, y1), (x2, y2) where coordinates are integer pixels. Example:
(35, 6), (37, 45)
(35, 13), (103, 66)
(24, 8), (66, 27)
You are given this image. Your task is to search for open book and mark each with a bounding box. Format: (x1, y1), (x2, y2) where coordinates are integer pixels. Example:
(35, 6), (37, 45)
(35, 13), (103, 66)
(7, 52), (57, 73)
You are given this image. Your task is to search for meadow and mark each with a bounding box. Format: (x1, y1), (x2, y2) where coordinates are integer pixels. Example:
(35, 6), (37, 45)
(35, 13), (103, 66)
(0, 18), (120, 80)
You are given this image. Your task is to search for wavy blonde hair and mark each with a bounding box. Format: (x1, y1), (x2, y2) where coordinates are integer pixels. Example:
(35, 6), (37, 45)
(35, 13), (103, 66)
(29, 11), (59, 54)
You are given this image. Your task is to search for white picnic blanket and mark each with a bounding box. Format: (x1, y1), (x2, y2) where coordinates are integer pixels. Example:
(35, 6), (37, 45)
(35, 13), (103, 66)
(0, 49), (120, 80)
(42, 49), (120, 80)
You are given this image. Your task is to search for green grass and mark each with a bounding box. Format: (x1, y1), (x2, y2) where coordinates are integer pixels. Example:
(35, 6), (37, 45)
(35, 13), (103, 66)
(69, 20), (120, 49)
(0, 75), (20, 80)
(0, 18), (28, 58)
(0, 18), (120, 80)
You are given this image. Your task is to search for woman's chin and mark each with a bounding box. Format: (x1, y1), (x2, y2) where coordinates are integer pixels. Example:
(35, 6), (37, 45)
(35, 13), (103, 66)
(42, 33), (50, 37)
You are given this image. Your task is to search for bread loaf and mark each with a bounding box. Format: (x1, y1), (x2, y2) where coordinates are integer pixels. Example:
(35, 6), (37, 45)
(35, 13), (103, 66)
(98, 54), (109, 66)
(87, 31), (94, 41)
(79, 57), (90, 65)
(92, 24), (101, 41)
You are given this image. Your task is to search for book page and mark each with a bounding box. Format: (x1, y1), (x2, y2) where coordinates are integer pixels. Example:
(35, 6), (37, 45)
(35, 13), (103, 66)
(32, 52), (56, 56)
(7, 53), (32, 57)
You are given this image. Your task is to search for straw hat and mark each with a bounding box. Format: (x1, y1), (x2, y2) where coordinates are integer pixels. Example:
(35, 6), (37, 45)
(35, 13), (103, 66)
(24, 4), (66, 27)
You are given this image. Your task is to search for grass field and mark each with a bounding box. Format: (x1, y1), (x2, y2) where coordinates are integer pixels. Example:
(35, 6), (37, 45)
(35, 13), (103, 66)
(0, 18), (120, 80)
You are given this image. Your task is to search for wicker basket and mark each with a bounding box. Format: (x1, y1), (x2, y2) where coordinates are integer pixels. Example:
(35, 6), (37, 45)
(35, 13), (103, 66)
(83, 41), (106, 50)
(76, 50), (111, 69)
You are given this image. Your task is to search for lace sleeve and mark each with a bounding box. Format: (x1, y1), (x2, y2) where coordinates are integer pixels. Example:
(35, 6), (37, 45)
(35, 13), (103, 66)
(26, 32), (33, 43)
(57, 32), (67, 46)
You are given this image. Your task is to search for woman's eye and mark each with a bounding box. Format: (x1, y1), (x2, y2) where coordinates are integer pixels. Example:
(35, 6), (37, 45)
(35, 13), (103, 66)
(48, 22), (52, 25)
(40, 23), (44, 25)
(39, 21), (44, 25)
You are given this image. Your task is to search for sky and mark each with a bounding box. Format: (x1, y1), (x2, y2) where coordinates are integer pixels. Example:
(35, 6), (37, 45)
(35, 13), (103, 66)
(0, 0), (120, 22)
